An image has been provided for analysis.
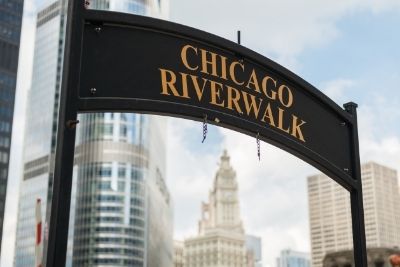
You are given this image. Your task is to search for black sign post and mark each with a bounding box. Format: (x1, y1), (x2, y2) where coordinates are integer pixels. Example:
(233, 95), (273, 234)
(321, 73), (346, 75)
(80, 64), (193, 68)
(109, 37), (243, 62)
(45, 1), (367, 266)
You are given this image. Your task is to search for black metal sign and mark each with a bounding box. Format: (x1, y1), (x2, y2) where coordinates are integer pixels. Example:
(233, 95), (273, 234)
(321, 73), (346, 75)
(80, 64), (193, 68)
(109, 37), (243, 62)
(80, 18), (354, 186)
(45, 1), (367, 267)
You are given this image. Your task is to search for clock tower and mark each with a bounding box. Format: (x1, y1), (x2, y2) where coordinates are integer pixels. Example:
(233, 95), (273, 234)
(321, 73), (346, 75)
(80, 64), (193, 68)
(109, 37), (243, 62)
(184, 150), (249, 267)
(199, 150), (244, 235)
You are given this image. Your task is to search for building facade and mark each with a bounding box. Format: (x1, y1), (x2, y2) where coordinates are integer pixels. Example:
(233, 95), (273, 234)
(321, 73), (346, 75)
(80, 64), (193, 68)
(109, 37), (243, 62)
(14, 0), (171, 267)
(307, 162), (400, 267)
(246, 235), (263, 267)
(277, 249), (311, 267)
(323, 247), (400, 267)
(182, 150), (253, 267)
(0, 0), (24, 254)
(174, 241), (185, 267)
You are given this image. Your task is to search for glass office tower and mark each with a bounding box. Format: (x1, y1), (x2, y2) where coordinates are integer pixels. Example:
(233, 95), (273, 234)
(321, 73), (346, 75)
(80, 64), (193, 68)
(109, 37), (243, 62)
(14, 2), (68, 266)
(0, 0), (24, 254)
(14, 1), (172, 266)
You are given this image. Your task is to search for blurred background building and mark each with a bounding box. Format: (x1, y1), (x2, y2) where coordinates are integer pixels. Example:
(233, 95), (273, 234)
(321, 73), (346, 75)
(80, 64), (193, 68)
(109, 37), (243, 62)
(13, 0), (172, 266)
(0, 0), (24, 255)
(277, 249), (311, 267)
(246, 235), (263, 267)
(175, 151), (262, 267)
(323, 247), (400, 267)
(307, 162), (400, 267)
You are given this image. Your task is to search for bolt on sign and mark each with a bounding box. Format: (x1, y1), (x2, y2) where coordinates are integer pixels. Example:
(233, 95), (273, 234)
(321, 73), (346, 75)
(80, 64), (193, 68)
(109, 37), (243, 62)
(45, 1), (367, 267)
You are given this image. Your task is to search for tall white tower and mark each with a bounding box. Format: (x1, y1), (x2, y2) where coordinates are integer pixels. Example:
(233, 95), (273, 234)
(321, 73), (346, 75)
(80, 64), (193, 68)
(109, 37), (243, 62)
(184, 150), (248, 267)
(199, 150), (244, 235)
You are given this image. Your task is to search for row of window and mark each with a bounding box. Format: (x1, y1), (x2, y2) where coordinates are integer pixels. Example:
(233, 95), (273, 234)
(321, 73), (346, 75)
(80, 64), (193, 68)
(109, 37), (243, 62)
(0, 121), (10, 132)
(74, 226), (144, 238)
(0, 168), (6, 179)
(0, 71), (15, 87)
(0, 105), (12, 118)
(78, 113), (149, 145)
(0, 10), (22, 27)
(0, 39), (19, 72)
(97, 180), (144, 193)
(94, 236), (145, 246)
(74, 258), (143, 266)
(0, 23), (21, 42)
(73, 247), (144, 258)
(0, 0), (24, 14)
(94, 226), (144, 237)
(78, 164), (144, 181)
(0, 86), (14, 102)
(0, 151), (8, 163)
(0, 136), (9, 148)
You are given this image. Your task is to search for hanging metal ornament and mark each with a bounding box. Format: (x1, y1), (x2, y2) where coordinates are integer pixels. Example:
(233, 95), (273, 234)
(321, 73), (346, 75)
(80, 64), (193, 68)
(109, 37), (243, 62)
(202, 115), (208, 143)
(256, 132), (260, 161)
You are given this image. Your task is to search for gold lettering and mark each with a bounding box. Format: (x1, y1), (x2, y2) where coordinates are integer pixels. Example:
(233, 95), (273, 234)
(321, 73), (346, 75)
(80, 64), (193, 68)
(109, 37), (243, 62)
(229, 61), (245, 85)
(200, 49), (218, 77)
(190, 74), (208, 101)
(181, 45), (198, 71)
(261, 76), (277, 100)
(277, 107), (290, 133)
(278, 85), (293, 108)
(220, 55), (228, 80)
(210, 80), (225, 107)
(291, 115), (306, 142)
(159, 68), (181, 97)
(227, 85), (243, 114)
(261, 103), (275, 127)
(179, 72), (191, 99)
(246, 69), (261, 93)
(241, 91), (262, 119)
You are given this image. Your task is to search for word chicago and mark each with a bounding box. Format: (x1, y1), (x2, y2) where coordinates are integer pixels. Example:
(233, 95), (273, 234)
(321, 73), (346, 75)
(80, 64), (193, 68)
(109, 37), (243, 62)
(159, 44), (307, 142)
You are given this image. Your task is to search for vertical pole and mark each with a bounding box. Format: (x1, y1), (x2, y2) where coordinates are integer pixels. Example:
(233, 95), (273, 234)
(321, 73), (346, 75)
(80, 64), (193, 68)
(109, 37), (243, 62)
(344, 102), (368, 267)
(44, 0), (85, 266)
(237, 30), (241, 45)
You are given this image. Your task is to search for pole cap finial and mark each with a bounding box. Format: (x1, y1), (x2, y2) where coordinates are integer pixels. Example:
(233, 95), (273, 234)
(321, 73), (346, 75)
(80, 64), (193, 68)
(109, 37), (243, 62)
(343, 102), (358, 113)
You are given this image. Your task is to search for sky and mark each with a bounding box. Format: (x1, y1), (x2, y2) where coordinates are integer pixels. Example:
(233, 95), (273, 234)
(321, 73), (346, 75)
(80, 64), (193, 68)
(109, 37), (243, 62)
(1, 0), (400, 267)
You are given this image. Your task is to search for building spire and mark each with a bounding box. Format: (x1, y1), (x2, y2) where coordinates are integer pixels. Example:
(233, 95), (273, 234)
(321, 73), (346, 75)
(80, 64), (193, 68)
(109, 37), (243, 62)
(220, 149), (230, 169)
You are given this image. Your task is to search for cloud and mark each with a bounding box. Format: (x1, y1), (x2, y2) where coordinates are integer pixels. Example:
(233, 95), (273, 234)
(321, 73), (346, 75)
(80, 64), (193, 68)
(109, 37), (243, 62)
(321, 79), (357, 103)
(170, 0), (400, 69)
(166, 118), (225, 239)
(220, 128), (315, 266)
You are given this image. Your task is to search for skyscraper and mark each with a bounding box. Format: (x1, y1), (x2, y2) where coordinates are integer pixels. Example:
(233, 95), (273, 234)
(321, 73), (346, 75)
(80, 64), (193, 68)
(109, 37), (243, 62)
(246, 235), (263, 267)
(0, 0), (24, 254)
(14, 1), (171, 266)
(307, 162), (400, 267)
(277, 249), (311, 267)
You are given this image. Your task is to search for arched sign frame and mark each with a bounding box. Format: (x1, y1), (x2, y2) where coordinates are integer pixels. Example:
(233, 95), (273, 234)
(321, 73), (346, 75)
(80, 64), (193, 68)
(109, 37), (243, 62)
(45, 1), (367, 266)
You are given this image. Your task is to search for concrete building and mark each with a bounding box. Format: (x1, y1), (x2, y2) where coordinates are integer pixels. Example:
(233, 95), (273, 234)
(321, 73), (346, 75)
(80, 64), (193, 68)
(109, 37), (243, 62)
(307, 162), (400, 267)
(277, 249), (311, 267)
(174, 240), (185, 267)
(0, 0), (24, 254)
(183, 150), (251, 267)
(14, 1), (171, 266)
(323, 247), (400, 267)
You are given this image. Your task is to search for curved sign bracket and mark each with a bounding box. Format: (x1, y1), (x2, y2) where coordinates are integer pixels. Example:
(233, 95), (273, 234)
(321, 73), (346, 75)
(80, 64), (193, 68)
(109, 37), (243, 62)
(44, 1), (368, 267)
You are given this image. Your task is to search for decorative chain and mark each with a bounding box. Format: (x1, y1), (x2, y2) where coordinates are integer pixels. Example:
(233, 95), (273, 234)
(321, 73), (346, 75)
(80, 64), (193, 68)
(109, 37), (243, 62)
(202, 115), (208, 143)
(256, 133), (260, 161)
